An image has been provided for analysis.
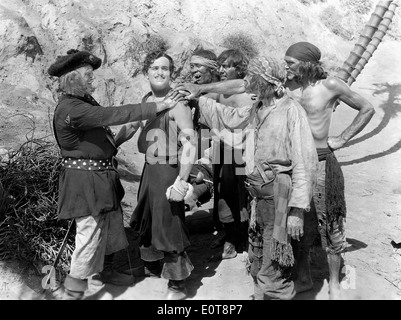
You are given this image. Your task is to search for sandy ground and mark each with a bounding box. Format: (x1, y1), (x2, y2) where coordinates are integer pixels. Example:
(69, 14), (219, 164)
(1, 40), (401, 301)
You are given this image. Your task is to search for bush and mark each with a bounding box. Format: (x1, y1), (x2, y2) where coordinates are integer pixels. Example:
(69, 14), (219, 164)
(342, 0), (372, 16)
(125, 34), (170, 77)
(0, 139), (73, 278)
(320, 5), (353, 40)
(221, 32), (259, 59)
(386, 7), (401, 41)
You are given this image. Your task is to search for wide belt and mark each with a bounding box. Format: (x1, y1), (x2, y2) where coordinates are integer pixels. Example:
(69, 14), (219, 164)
(62, 157), (117, 171)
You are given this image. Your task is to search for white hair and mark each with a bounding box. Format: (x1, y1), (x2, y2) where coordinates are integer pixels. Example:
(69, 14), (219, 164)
(58, 66), (89, 96)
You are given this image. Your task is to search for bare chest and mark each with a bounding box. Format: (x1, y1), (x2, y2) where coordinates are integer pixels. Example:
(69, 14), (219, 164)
(299, 86), (336, 116)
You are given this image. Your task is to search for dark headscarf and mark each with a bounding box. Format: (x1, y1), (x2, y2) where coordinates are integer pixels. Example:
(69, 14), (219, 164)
(285, 42), (321, 63)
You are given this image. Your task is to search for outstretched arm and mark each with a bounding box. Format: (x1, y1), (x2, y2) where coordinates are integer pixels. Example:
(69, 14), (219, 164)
(175, 79), (246, 100)
(198, 96), (252, 130)
(327, 77), (375, 150)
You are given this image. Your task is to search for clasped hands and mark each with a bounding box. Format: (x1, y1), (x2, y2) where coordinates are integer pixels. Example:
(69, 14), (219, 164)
(166, 176), (194, 202)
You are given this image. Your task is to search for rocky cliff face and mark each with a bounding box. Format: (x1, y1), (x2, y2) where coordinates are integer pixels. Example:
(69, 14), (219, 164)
(0, 0), (399, 152)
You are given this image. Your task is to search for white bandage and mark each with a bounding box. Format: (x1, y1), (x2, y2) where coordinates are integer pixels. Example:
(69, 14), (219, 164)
(166, 176), (194, 201)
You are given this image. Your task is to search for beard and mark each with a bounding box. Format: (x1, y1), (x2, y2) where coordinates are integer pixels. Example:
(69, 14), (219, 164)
(86, 82), (96, 94)
(286, 72), (296, 81)
(286, 69), (303, 83)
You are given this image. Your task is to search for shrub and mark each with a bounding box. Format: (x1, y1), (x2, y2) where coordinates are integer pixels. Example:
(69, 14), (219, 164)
(320, 5), (353, 40)
(125, 34), (170, 77)
(221, 32), (259, 60)
(387, 10), (401, 41)
(0, 139), (73, 279)
(342, 0), (372, 16)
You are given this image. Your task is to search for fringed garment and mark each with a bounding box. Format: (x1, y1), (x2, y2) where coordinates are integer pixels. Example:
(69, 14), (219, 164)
(248, 172), (295, 268)
(317, 147), (347, 232)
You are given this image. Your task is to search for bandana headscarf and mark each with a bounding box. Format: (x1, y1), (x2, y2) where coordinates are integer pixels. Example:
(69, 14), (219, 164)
(285, 42), (321, 63)
(190, 55), (219, 72)
(247, 56), (286, 94)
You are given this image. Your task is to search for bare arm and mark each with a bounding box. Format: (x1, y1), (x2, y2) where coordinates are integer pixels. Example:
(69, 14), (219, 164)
(327, 77), (375, 150)
(175, 79), (246, 100)
(168, 102), (197, 202)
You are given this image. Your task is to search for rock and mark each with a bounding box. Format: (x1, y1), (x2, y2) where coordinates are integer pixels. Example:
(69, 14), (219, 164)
(1, 0), (385, 109)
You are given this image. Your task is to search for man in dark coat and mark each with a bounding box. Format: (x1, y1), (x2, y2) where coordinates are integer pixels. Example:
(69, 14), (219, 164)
(48, 49), (183, 299)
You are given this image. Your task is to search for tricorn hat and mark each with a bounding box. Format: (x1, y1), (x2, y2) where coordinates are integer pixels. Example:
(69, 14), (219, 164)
(48, 49), (102, 77)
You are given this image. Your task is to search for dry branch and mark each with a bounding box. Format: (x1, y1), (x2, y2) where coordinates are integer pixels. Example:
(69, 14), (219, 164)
(0, 138), (74, 277)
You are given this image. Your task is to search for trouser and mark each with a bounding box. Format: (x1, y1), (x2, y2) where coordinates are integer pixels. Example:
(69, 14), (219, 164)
(140, 245), (194, 281)
(69, 208), (128, 281)
(248, 198), (295, 300)
(221, 221), (249, 253)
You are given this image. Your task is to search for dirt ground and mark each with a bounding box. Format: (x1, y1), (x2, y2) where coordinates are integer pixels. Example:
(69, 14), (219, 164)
(1, 40), (401, 301)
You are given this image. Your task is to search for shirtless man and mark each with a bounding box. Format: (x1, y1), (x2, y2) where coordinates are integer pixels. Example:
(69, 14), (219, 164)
(175, 42), (375, 299)
(284, 42), (374, 300)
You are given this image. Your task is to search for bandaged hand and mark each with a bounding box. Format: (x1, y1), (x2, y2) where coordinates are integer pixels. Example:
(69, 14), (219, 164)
(166, 176), (194, 202)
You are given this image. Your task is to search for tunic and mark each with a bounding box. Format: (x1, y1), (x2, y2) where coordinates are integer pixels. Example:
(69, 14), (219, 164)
(130, 96), (190, 253)
(53, 93), (158, 219)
